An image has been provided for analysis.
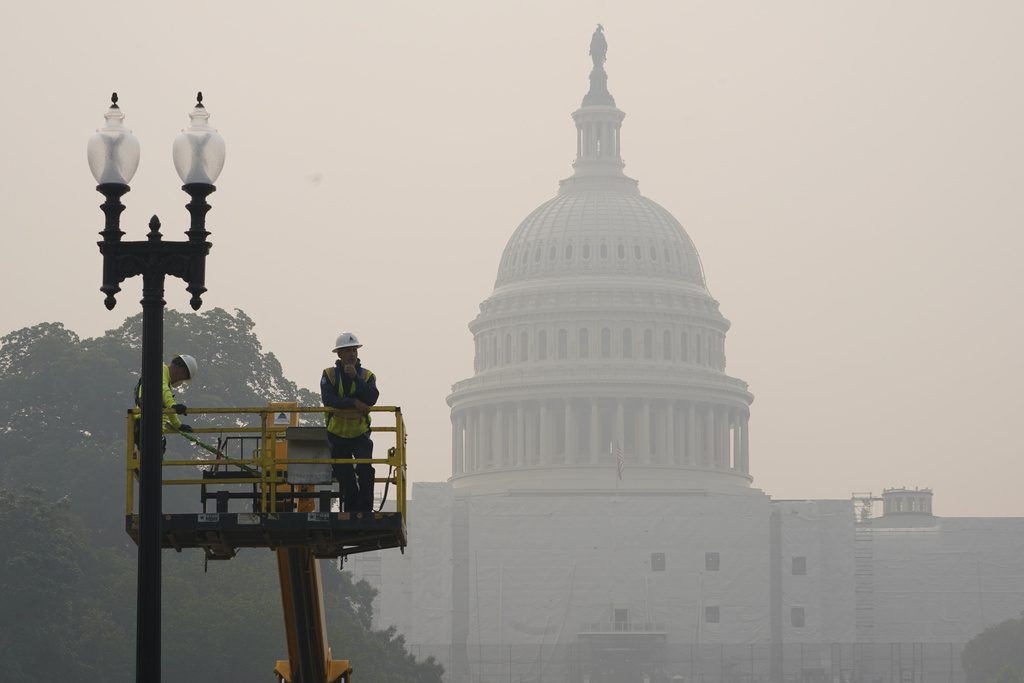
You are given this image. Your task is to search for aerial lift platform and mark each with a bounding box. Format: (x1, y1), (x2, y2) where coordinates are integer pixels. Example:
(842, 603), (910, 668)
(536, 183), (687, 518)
(124, 403), (408, 682)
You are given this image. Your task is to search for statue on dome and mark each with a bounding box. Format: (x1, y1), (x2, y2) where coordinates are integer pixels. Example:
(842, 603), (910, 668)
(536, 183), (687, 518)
(590, 24), (607, 68)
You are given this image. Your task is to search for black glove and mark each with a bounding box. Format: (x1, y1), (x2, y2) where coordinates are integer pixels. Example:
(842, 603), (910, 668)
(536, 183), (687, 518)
(172, 404), (188, 415)
(178, 424), (194, 433)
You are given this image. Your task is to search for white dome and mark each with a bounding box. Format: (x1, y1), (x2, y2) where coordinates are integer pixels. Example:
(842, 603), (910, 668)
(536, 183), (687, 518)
(495, 188), (706, 288)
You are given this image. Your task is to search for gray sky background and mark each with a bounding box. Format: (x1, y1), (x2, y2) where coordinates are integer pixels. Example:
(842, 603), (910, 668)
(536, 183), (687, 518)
(2, 2), (1022, 517)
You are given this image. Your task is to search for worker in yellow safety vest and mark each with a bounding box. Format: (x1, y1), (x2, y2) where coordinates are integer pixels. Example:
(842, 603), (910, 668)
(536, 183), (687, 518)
(320, 333), (379, 512)
(134, 354), (197, 452)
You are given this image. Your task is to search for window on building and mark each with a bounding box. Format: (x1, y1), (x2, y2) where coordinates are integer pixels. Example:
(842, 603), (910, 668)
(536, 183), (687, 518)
(705, 606), (720, 624)
(792, 556), (807, 576)
(663, 330), (672, 360)
(651, 553), (666, 571)
(614, 609), (629, 631)
(681, 332), (689, 362)
(538, 330), (547, 361)
(600, 243), (608, 259)
(622, 329), (633, 359)
(579, 328), (589, 359)
(617, 244), (626, 260)
(601, 328), (611, 358)
(504, 334), (511, 364)
(696, 334), (704, 365)
(565, 244), (573, 260)
(643, 329), (653, 359)
(705, 552), (720, 571)
(791, 607), (805, 628)
(519, 331), (528, 362)
(558, 329), (568, 359)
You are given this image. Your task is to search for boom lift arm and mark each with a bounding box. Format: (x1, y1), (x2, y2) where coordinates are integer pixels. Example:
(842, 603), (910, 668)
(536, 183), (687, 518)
(274, 547), (351, 683)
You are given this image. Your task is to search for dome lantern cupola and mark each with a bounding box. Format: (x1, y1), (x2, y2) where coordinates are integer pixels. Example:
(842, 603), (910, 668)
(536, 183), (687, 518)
(564, 24), (634, 191)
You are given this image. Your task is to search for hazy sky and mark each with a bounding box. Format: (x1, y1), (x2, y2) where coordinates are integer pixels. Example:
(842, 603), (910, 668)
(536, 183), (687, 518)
(2, 2), (1022, 517)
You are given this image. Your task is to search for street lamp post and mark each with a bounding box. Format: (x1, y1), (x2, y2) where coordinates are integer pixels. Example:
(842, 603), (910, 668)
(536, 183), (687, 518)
(89, 92), (225, 683)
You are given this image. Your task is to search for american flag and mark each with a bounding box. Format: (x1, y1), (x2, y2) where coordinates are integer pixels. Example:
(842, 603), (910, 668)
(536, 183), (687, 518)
(614, 441), (624, 480)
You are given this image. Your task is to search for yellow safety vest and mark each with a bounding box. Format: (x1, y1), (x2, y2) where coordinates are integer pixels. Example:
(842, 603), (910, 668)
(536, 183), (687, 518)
(134, 364), (182, 432)
(324, 366), (373, 438)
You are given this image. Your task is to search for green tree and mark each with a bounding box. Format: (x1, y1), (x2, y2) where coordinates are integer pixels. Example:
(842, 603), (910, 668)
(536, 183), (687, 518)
(963, 614), (1024, 683)
(0, 487), (133, 681)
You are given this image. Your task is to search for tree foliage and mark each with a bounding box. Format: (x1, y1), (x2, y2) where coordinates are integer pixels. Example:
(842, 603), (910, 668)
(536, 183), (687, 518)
(963, 614), (1024, 683)
(0, 310), (439, 681)
(0, 487), (133, 681)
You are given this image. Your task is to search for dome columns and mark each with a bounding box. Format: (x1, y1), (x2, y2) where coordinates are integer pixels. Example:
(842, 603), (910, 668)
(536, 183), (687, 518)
(452, 413), (465, 475)
(469, 315), (732, 373)
(450, 397), (750, 478)
(571, 107), (626, 176)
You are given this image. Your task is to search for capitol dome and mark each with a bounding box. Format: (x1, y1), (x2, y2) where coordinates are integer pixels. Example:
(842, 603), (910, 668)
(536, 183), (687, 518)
(448, 27), (754, 495)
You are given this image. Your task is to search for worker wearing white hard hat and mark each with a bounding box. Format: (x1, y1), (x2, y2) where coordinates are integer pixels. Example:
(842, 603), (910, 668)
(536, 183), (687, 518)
(133, 353), (197, 453)
(332, 332), (362, 352)
(321, 332), (379, 512)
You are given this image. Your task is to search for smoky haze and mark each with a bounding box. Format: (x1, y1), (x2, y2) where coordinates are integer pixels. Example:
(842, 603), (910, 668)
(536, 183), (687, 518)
(1, 1), (1022, 519)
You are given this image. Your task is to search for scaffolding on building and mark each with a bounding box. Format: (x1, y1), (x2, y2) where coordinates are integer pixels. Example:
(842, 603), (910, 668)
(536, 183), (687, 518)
(852, 493), (880, 649)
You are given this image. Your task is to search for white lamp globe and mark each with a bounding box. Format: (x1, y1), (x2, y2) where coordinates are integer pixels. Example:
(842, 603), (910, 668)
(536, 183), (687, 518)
(87, 93), (141, 185)
(172, 92), (226, 185)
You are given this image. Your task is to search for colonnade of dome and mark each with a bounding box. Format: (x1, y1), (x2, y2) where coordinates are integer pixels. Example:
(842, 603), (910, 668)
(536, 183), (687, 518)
(450, 397), (749, 477)
(473, 318), (727, 371)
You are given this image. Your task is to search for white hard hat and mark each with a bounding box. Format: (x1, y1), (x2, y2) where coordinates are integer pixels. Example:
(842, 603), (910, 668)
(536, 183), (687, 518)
(333, 332), (362, 352)
(174, 354), (198, 383)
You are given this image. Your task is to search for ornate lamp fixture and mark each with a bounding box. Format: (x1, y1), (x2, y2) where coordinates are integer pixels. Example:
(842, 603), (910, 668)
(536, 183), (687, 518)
(89, 92), (225, 683)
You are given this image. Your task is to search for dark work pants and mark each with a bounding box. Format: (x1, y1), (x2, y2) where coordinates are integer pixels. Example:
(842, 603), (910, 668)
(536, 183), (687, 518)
(327, 433), (375, 512)
(133, 422), (167, 455)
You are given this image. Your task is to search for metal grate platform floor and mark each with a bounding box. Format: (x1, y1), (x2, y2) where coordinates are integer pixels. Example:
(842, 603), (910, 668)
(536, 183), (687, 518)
(126, 511), (406, 561)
